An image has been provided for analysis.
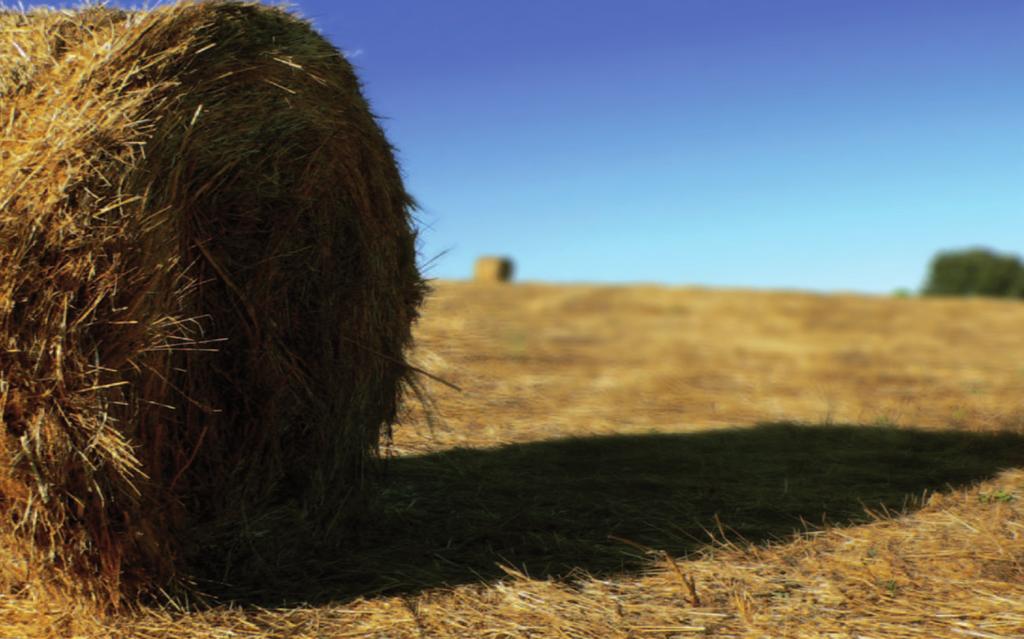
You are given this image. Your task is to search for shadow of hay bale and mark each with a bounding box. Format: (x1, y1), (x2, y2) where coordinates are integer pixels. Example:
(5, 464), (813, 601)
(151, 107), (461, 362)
(0, 2), (423, 605)
(194, 422), (1024, 606)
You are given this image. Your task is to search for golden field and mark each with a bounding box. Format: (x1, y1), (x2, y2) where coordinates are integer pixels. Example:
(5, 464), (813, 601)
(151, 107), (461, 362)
(7, 281), (1024, 638)
(405, 281), (1024, 448)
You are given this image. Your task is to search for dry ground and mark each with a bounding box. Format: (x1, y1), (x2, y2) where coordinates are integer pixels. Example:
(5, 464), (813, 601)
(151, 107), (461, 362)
(6, 281), (1024, 638)
(404, 282), (1024, 448)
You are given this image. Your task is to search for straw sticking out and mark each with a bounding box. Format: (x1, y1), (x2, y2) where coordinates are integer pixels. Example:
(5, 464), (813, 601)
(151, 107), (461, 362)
(0, 1), (424, 605)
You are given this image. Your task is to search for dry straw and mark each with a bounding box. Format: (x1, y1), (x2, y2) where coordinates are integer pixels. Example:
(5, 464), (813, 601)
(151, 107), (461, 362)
(474, 256), (514, 283)
(0, 1), (424, 606)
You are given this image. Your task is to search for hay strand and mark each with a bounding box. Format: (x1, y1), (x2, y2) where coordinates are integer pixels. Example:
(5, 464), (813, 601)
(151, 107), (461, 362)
(0, 0), (424, 605)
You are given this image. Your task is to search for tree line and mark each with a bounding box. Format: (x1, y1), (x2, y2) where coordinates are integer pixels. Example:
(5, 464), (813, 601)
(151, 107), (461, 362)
(922, 248), (1024, 298)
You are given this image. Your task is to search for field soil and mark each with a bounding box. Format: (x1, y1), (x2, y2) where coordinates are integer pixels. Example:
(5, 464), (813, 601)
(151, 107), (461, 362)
(7, 282), (1024, 638)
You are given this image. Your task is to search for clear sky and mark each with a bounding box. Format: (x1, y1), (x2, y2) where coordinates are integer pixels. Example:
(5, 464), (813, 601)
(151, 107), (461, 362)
(32, 1), (1024, 292)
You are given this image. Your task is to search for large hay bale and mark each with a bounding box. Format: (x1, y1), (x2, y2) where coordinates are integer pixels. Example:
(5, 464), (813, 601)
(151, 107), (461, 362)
(0, 1), (424, 604)
(474, 256), (515, 283)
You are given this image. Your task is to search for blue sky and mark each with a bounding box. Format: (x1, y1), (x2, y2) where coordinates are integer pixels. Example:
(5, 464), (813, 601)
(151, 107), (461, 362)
(37, 1), (1024, 291)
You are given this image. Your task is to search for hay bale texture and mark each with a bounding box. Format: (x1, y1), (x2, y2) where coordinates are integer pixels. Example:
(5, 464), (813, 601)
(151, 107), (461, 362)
(0, 1), (424, 604)
(474, 256), (514, 283)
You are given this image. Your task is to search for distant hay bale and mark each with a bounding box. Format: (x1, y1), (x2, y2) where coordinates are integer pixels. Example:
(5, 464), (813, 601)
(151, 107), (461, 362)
(474, 256), (515, 283)
(0, 1), (424, 604)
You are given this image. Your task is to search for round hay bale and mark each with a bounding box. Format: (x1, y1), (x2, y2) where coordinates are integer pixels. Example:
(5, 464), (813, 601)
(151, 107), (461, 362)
(0, 1), (424, 604)
(474, 256), (515, 283)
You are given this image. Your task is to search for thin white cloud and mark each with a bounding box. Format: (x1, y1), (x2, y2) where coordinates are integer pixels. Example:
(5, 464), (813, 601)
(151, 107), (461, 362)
(344, 48), (365, 59)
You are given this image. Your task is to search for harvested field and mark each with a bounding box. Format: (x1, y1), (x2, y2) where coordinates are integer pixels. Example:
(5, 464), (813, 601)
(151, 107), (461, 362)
(404, 282), (1024, 449)
(4, 281), (1023, 637)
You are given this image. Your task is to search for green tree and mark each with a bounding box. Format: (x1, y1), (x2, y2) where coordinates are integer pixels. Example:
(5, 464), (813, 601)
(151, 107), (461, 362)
(923, 248), (1024, 298)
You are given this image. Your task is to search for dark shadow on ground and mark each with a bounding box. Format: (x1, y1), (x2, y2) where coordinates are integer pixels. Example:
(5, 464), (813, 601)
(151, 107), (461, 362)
(194, 422), (1024, 605)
